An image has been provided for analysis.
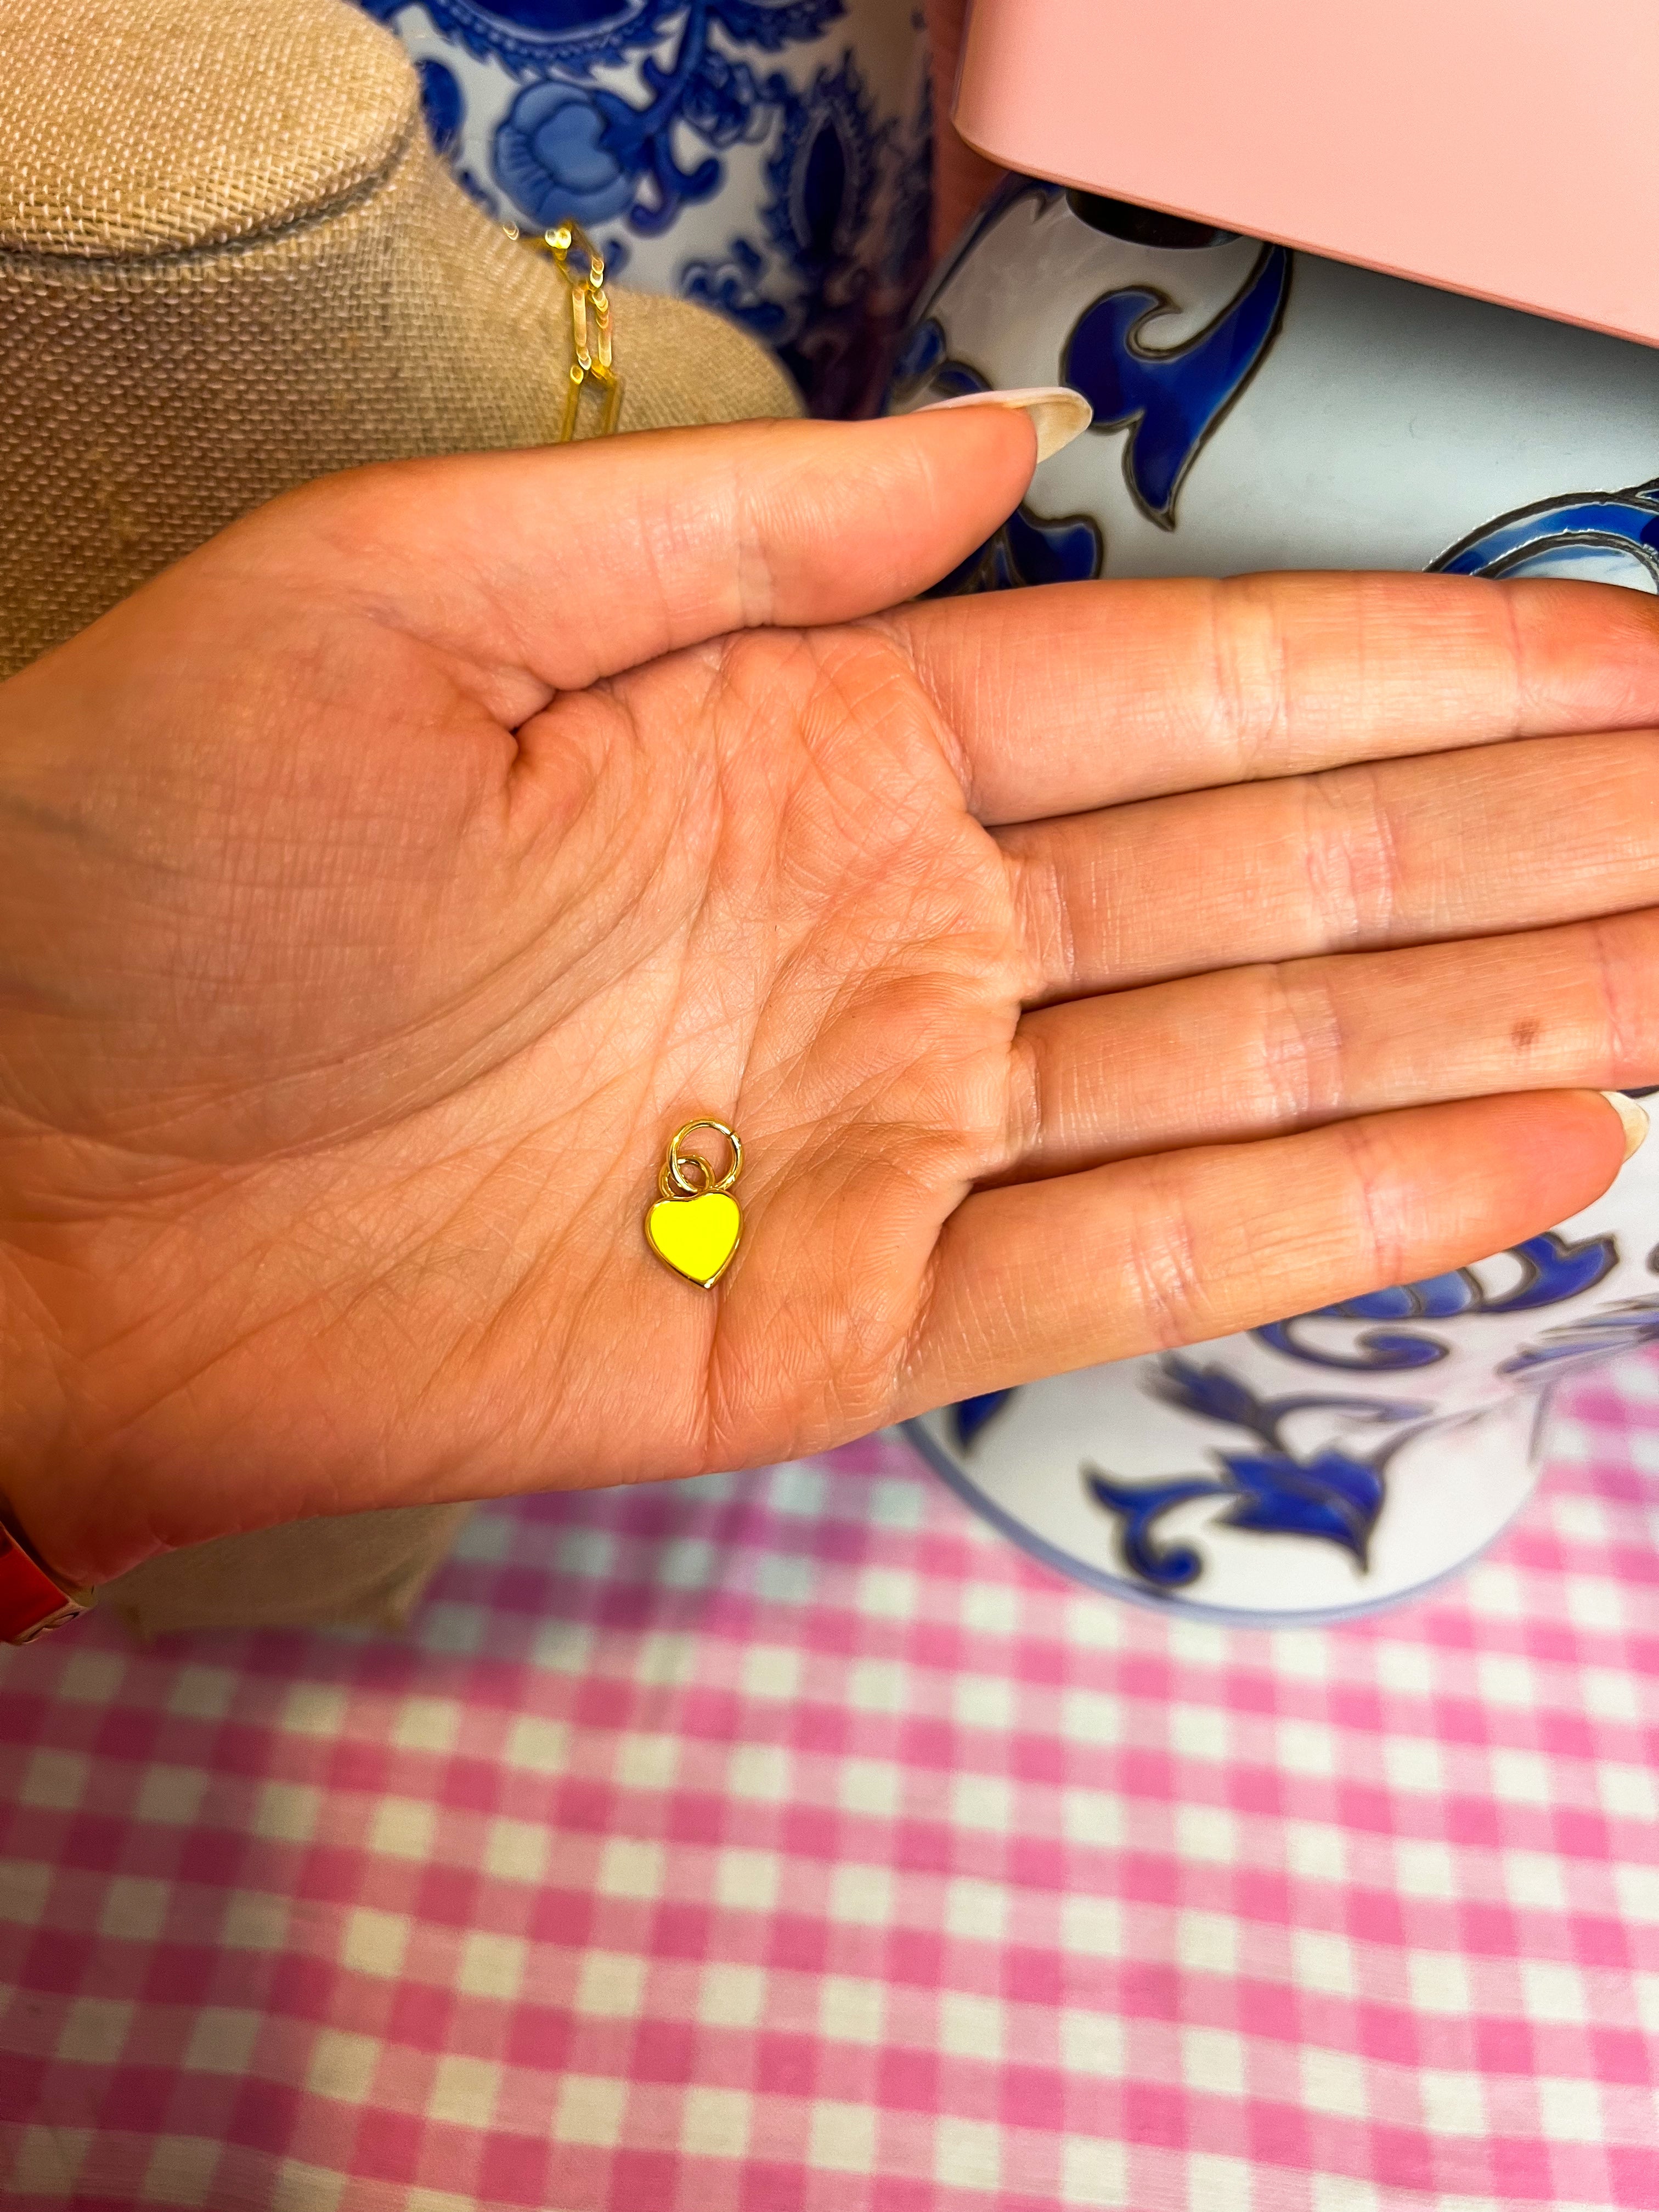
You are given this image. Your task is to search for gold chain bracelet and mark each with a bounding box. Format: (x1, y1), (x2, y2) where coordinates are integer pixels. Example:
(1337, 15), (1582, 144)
(503, 217), (624, 441)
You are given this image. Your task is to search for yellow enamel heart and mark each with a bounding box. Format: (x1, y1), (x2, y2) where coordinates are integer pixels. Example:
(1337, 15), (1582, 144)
(646, 1190), (741, 1287)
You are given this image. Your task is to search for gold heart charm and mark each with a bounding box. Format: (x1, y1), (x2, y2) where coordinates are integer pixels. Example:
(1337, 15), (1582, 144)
(646, 1118), (745, 1287)
(646, 1190), (741, 1288)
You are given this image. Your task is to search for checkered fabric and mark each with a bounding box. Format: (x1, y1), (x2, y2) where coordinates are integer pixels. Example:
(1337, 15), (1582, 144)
(3, 1363), (1657, 2212)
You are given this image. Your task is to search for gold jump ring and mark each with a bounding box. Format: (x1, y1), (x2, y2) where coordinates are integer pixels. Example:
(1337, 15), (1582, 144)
(665, 1119), (742, 1198)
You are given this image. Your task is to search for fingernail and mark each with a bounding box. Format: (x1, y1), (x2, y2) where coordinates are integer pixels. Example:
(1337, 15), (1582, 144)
(917, 385), (1093, 465)
(1601, 1090), (1650, 1160)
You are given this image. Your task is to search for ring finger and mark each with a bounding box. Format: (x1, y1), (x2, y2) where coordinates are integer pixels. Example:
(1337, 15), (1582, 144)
(999, 904), (1659, 1180)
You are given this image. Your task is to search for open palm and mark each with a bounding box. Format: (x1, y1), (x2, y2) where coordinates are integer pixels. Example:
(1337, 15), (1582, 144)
(5, 408), (1659, 1584)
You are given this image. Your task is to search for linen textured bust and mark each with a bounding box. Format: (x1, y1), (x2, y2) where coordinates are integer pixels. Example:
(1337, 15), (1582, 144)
(0, 0), (798, 1631)
(0, 0), (799, 680)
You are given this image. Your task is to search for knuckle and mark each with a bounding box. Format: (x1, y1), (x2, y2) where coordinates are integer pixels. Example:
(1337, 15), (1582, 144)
(1005, 844), (1076, 1002)
(1329, 1113), (1409, 1287)
(1255, 962), (1345, 1125)
(1123, 1163), (1214, 1348)
(1587, 915), (1640, 1070)
(1120, 1111), (1417, 1361)
(1002, 1026), (1047, 1173)
(728, 460), (777, 634)
(1297, 765), (1403, 945)
(1211, 576), (1293, 779)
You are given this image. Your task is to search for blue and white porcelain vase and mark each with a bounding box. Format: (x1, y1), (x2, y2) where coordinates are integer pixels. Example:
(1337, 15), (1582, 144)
(356, 0), (933, 416)
(893, 181), (1659, 1623)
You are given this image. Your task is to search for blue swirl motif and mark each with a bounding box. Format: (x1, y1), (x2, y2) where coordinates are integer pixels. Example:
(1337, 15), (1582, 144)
(1500, 1295), (1659, 1379)
(1493, 1231), (1659, 1378)
(414, 56), (504, 215)
(1063, 242), (1291, 528)
(417, 56), (467, 155)
(952, 1390), (1017, 1451)
(1434, 485), (1659, 584)
(885, 319), (1103, 595)
(1254, 1231), (1619, 1372)
(681, 49), (919, 416)
(883, 210), (1290, 591)
(947, 1238), (1616, 1435)
(1084, 1357), (1429, 1590)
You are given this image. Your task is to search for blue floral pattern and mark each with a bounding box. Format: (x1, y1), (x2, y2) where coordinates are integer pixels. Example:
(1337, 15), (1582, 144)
(415, 55), (467, 156)
(1084, 1357), (1428, 1591)
(362, 0), (930, 414)
(951, 1390), (1017, 1451)
(944, 1225), (1640, 1593)
(682, 52), (902, 416)
(370, 0), (838, 76)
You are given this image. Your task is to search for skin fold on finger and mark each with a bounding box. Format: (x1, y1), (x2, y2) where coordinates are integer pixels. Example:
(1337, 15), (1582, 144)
(170, 411), (1042, 706)
(1001, 905), (1659, 1180)
(881, 571), (1659, 825)
(899, 1091), (1627, 1414)
(1002, 726), (1659, 1002)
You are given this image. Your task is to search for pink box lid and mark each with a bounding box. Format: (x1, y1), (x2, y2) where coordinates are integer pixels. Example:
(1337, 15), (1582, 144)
(955, 0), (1659, 347)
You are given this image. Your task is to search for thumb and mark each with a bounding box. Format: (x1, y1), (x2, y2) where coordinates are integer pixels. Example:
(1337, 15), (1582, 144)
(217, 408), (1043, 693)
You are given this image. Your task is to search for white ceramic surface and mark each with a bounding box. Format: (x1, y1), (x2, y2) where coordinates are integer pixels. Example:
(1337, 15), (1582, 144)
(910, 1141), (1659, 1626)
(890, 180), (1659, 589)
(891, 182), (1659, 1621)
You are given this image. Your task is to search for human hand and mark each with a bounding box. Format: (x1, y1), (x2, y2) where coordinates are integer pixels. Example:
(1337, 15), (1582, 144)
(3, 406), (1657, 1584)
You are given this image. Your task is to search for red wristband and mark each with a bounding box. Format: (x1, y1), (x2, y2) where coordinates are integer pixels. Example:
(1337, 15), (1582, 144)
(0, 1510), (91, 1645)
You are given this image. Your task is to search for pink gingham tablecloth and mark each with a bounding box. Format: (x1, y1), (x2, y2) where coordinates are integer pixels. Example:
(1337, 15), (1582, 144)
(2, 1359), (1658, 2212)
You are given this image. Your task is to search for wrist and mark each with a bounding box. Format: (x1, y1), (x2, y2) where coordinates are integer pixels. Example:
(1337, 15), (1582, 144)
(0, 1504), (92, 1643)
(0, 1255), (92, 1628)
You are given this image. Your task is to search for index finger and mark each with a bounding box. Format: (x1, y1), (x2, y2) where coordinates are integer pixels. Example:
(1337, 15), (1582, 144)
(881, 571), (1659, 822)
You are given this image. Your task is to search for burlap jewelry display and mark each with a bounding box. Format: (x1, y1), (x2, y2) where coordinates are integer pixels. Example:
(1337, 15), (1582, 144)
(0, 0), (800, 679)
(0, 0), (800, 1634)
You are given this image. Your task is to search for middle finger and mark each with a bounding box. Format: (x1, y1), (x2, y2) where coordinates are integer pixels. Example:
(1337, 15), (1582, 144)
(1002, 727), (1659, 1002)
